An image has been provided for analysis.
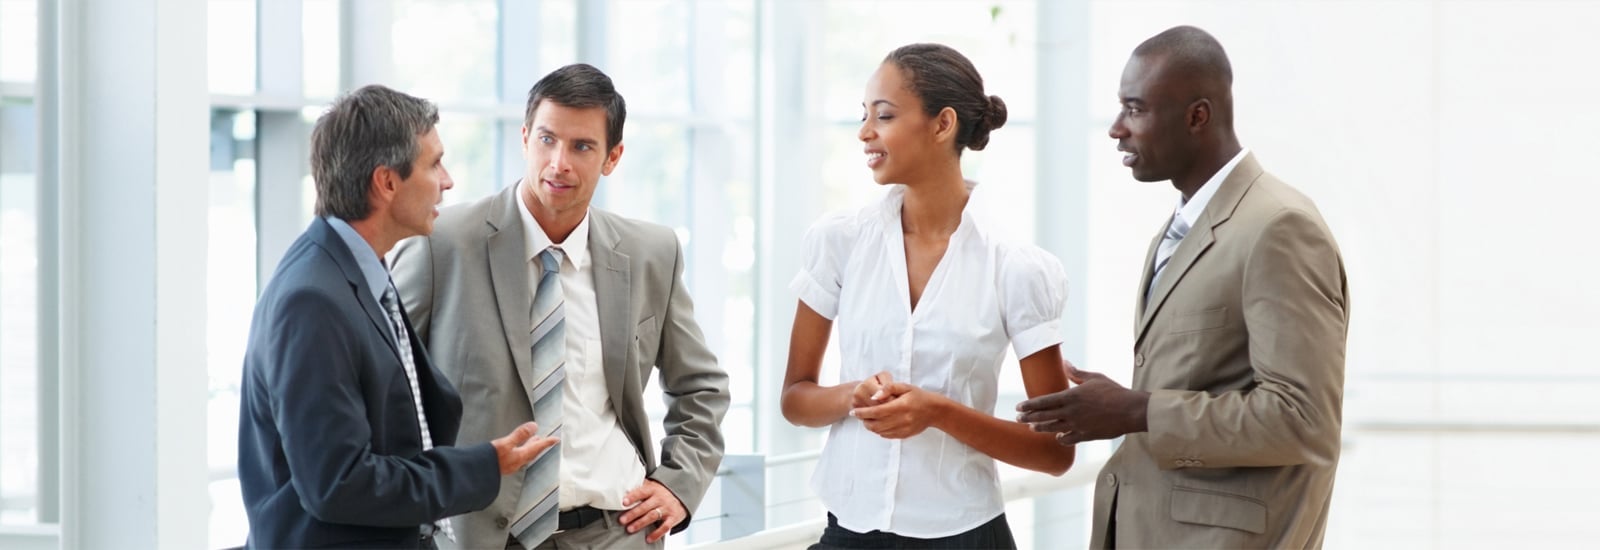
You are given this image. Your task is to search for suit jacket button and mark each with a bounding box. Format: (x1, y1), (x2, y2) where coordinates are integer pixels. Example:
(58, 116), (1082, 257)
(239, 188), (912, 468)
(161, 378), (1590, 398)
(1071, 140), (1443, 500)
(1175, 459), (1185, 467)
(1104, 473), (1117, 485)
(497, 517), (509, 529)
(1134, 353), (1144, 368)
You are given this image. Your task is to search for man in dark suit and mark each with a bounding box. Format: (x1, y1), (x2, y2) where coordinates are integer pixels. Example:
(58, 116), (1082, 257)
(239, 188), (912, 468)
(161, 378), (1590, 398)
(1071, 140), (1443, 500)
(238, 84), (558, 549)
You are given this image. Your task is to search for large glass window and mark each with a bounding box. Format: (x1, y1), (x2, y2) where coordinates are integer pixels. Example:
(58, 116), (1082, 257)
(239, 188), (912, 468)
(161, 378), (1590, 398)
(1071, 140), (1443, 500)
(0, 0), (37, 83)
(205, 108), (257, 548)
(0, 100), (37, 526)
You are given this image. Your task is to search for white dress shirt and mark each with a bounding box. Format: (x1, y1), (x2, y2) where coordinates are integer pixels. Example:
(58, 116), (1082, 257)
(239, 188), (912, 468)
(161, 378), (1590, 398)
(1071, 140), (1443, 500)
(1149, 147), (1250, 287)
(518, 191), (647, 511)
(790, 183), (1068, 538)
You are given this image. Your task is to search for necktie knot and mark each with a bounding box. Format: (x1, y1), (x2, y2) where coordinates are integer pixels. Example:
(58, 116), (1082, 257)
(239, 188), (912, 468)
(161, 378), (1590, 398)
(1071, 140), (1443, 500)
(1165, 213), (1191, 241)
(537, 247), (563, 275)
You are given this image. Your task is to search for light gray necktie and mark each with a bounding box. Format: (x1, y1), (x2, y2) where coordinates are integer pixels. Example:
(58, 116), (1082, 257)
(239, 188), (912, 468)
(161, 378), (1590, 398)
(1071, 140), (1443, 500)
(513, 248), (566, 546)
(380, 282), (453, 541)
(1147, 212), (1191, 303)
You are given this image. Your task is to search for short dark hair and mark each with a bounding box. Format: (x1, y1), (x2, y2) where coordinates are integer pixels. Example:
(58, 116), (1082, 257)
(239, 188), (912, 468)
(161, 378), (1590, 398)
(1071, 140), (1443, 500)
(309, 85), (438, 220)
(524, 63), (627, 151)
(884, 43), (1007, 152)
(1133, 25), (1234, 126)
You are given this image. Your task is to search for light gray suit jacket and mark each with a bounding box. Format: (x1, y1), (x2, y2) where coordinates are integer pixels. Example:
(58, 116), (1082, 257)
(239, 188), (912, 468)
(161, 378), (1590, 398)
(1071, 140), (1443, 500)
(1091, 154), (1349, 549)
(391, 184), (730, 549)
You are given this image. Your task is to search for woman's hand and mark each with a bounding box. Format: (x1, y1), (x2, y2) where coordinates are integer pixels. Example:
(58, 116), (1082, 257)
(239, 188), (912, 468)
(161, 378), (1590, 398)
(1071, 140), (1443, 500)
(851, 371), (895, 409)
(851, 382), (949, 439)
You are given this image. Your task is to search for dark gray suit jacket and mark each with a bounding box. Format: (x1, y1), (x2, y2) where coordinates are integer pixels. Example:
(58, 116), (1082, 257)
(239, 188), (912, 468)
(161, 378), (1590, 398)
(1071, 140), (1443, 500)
(238, 217), (500, 549)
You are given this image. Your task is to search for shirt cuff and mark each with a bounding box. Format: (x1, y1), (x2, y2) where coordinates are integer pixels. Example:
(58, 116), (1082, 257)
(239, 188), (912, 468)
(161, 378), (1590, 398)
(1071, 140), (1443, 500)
(1010, 319), (1061, 359)
(788, 271), (839, 320)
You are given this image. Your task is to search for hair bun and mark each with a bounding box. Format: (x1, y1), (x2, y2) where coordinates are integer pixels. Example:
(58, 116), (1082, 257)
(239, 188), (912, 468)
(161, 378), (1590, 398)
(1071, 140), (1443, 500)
(968, 95), (1009, 151)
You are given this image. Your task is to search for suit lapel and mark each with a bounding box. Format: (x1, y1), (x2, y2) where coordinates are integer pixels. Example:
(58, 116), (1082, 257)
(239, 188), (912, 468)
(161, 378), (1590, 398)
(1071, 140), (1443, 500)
(484, 186), (541, 412)
(310, 217), (403, 360)
(588, 211), (633, 411)
(1135, 153), (1263, 345)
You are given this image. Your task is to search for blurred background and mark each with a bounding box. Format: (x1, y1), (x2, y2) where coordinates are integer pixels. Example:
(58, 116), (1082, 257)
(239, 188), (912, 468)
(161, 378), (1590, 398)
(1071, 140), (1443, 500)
(2, 0), (1597, 548)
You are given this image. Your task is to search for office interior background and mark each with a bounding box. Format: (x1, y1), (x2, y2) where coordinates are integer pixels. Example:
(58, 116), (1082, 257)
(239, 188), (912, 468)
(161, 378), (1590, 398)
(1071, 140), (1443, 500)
(1, 0), (1597, 548)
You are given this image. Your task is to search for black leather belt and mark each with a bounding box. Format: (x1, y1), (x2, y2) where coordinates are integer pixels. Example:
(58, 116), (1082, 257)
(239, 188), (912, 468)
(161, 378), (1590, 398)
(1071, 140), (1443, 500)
(558, 506), (606, 532)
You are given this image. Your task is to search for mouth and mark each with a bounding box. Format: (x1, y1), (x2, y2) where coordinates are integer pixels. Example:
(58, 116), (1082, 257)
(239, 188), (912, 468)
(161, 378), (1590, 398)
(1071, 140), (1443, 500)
(864, 149), (886, 169)
(542, 179), (576, 192)
(1117, 145), (1138, 167)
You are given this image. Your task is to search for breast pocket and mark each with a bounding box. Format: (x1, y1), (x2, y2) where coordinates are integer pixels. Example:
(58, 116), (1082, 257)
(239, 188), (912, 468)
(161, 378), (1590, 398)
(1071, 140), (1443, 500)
(633, 315), (660, 367)
(1169, 306), (1228, 335)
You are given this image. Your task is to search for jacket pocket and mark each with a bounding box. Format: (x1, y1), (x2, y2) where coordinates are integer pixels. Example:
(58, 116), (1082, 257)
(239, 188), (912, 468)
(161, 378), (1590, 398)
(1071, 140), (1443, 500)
(1169, 306), (1227, 334)
(633, 315), (660, 365)
(1169, 486), (1267, 534)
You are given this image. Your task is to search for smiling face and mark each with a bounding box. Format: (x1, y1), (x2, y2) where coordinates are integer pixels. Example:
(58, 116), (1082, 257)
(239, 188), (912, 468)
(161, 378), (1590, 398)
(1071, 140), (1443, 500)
(859, 62), (950, 185)
(1108, 54), (1194, 183)
(520, 100), (623, 224)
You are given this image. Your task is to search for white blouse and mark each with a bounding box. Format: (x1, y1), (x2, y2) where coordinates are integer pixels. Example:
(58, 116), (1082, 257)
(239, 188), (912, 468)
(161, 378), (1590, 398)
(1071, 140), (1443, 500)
(790, 183), (1068, 538)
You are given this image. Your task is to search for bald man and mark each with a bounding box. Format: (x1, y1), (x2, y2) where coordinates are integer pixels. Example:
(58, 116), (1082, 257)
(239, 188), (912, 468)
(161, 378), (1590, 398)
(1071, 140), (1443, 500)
(1017, 26), (1349, 548)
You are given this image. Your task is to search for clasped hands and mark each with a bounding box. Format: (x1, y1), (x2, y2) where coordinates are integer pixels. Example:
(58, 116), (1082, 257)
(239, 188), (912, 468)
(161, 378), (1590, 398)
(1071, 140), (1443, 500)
(1014, 362), (1151, 446)
(847, 371), (946, 439)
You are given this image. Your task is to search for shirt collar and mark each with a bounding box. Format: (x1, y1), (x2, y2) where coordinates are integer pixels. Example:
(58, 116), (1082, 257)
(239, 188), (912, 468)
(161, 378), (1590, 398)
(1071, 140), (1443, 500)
(517, 181), (592, 270)
(324, 216), (392, 303)
(879, 179), (980, 228)
(1174, 147), (1250, 228)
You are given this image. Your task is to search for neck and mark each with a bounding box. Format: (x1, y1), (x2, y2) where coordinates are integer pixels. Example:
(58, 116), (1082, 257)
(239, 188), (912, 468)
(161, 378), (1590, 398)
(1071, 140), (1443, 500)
(521, 181), (583, 243)
(346, 217), (398, 262)
(900, 169), (969, 236)
(1172, 140), (1242, 201)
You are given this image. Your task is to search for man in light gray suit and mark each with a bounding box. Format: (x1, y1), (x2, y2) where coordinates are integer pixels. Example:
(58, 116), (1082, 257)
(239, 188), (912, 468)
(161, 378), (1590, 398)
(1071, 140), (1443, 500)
(391, 64), (729, 549)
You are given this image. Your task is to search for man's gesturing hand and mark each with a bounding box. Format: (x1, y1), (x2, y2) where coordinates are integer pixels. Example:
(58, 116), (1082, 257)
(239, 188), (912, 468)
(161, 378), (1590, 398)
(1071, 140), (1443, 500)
(490, 422), (559, 475)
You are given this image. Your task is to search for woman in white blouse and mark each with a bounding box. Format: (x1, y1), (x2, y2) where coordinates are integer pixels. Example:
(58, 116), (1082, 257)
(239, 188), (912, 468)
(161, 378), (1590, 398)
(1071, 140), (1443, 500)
(782, 43), (1077, 549)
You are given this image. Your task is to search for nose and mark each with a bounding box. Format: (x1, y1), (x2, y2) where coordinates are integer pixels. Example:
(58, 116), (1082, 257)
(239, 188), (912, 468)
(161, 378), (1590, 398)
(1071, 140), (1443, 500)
(548, 147), (570, 173)
(858, 120), (873, 142)
(1108, 113), (1128, 140)
(441, 165), (455, 191)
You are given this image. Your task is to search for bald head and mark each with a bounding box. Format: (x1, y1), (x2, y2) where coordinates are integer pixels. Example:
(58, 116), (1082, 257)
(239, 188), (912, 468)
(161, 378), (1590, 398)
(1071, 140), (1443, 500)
(1133, 26), (1235, 129)
(1109, 26), (1243, 195)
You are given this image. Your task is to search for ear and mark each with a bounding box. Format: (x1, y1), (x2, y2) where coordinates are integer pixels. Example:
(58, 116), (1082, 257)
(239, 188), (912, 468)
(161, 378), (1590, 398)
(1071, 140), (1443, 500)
(369, 164), (400, 209)
(1187, 98), (1212, 134)
(933, 106), (959, 146)
(520, 125), (532, 157)
(600, 142), (625, 176)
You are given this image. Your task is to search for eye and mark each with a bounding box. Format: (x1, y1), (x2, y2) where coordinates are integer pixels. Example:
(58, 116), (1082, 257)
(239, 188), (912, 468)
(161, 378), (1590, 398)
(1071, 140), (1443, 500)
(877, 114), (894, 121)
(576, 143), (593, 152)
(539, 135), (555, 145)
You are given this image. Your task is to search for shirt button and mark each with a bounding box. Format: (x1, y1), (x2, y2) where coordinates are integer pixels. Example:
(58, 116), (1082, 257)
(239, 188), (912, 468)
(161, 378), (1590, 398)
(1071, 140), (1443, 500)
(496, 517), (509, 529)
(1134, 353), (1145, 368)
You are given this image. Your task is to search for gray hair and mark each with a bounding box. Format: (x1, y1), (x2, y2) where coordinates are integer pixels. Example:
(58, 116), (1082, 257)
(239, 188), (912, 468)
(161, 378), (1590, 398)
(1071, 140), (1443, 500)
(310, 84), (439, 220)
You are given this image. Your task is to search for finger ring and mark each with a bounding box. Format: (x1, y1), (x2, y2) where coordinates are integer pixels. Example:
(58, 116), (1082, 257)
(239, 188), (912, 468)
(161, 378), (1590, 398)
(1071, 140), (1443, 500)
(654, 508), (664, 521)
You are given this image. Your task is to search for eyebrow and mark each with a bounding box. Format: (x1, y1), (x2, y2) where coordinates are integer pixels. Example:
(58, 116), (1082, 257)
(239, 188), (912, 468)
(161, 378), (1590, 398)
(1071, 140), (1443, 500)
(535, 125), (602, 147)
(863, 99), (899, 108)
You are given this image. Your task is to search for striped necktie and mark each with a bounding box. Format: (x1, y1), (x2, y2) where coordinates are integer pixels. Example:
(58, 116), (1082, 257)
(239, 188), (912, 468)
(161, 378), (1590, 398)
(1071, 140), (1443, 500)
(1147, 212), (1191, 303)
(380, 282), (453, 541)
(512, 248), (566, 546)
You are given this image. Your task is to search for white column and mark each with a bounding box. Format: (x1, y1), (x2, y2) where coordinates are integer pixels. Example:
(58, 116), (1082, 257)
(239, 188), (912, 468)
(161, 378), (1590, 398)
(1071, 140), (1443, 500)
(496, 0), (541, 189)
(1034, 0), (1092, 547)
(60, 0), (210, 548)
(755, 0), (825, 528)
(256, 0), (308, 289)
(340, 0), (392, 89)
(34, 0), (62, 526)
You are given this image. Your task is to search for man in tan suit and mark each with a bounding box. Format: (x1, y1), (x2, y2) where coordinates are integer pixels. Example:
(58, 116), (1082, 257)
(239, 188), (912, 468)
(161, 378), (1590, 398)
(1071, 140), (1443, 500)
(1017, 26), (1349, 548)
(391, 64), (729, 549)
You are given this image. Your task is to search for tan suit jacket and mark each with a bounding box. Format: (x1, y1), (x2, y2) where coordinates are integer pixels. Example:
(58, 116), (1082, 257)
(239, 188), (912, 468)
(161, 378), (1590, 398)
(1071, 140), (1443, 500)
(391, 184), (729, 549)
(1091, 154), (1349, 549)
